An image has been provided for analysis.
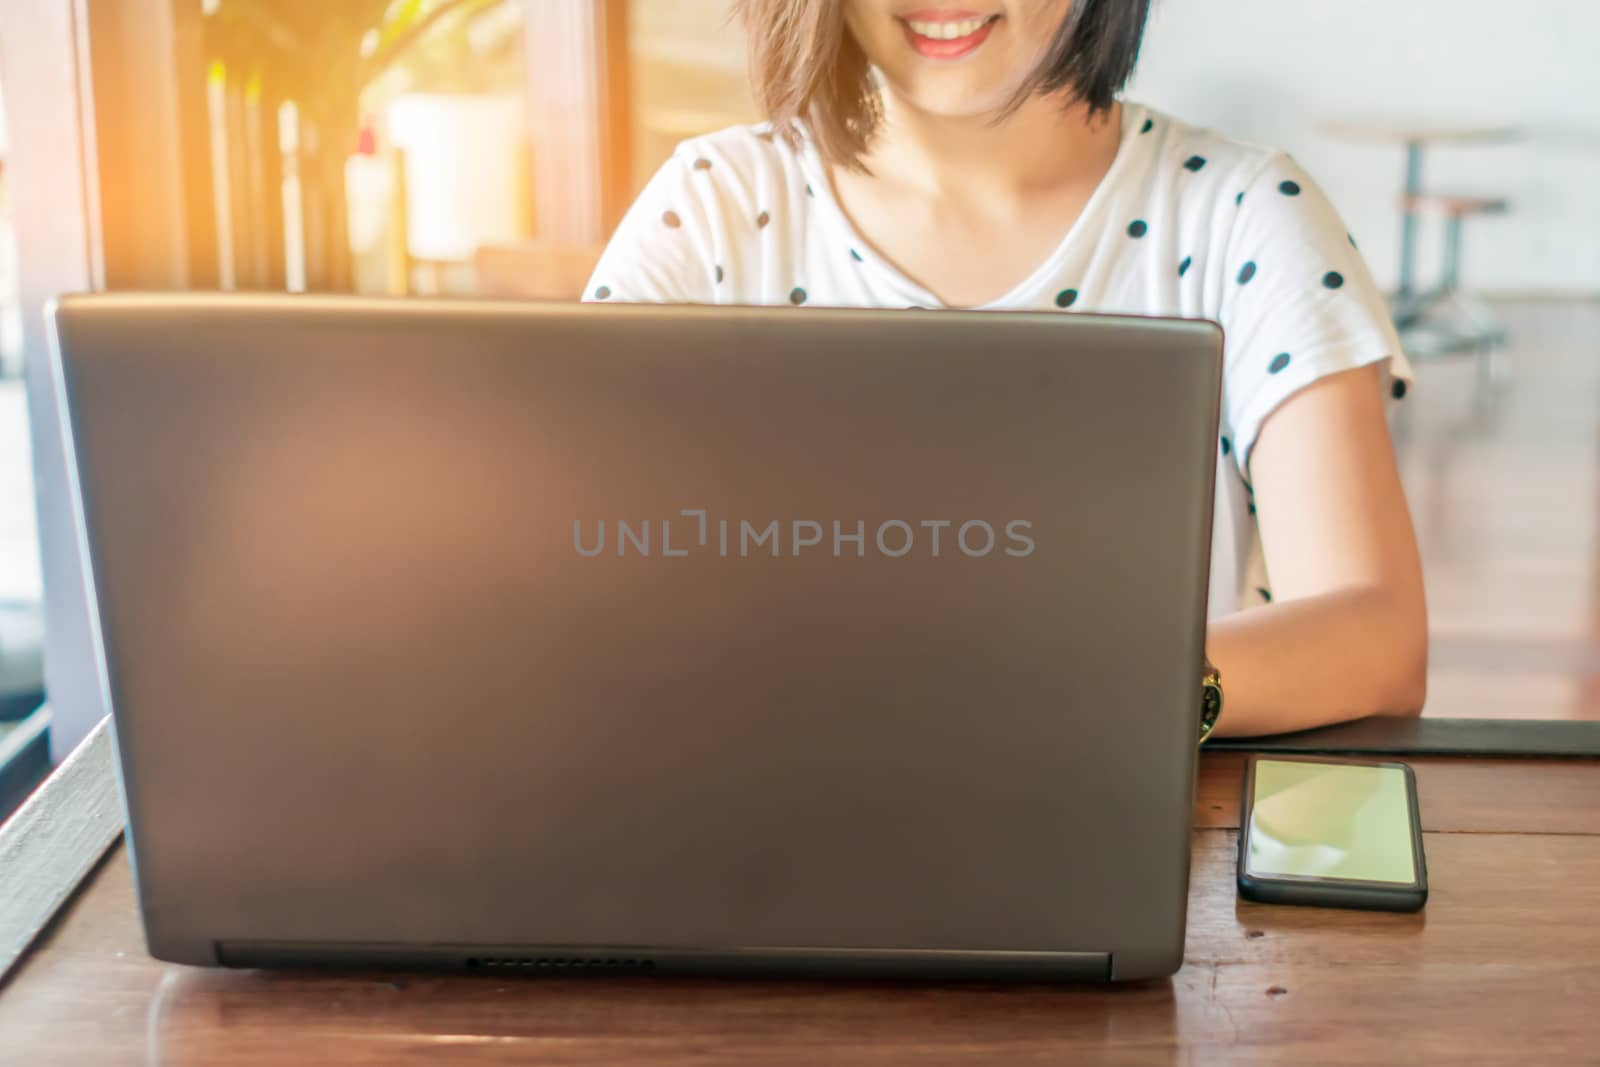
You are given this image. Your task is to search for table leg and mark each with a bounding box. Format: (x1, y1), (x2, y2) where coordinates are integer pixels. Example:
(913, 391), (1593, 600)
(1397, 140), (1424, 300)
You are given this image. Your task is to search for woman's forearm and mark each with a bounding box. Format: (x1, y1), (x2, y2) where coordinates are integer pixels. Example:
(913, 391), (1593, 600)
(1207, 586), (1427, 737)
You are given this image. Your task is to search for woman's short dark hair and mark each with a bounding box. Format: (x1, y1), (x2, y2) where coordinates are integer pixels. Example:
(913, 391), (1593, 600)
(735, 0), (1152, 170)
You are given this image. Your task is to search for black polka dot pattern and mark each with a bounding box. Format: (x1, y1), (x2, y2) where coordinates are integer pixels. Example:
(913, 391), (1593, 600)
(661, 144), (1358, 409)
(1392, 379), (1408, 400)
(593, 285), (610, 300)
(1140, 118), (1154, 134)
(1220, 435), (1232, 456)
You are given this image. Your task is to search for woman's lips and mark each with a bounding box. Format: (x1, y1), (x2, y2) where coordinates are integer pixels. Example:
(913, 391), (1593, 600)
(899, 12), (999, 60)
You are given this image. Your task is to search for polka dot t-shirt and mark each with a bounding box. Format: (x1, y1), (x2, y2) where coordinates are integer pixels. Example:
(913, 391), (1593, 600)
(585, 101), (1412, 616)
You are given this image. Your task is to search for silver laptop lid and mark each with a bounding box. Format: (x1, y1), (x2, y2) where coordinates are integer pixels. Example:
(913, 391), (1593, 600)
(51, 294), (1220, 980)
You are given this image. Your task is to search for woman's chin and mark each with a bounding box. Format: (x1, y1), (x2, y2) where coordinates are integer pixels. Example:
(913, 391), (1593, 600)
(879, 77), (1020, 123)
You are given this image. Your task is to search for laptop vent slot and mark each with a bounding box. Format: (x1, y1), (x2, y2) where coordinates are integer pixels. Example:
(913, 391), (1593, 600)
(465, 956), (656, 974)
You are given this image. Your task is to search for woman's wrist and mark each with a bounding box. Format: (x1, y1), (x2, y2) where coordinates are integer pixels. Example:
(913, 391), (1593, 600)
(1199, 655), (1223, 744)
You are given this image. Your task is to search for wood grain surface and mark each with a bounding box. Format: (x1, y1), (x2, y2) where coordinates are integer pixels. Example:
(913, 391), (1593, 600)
(3, 753), (1596, 1065)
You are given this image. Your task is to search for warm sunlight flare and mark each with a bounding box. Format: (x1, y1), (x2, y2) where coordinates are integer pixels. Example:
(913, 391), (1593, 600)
(1, 2), (1598, 1060)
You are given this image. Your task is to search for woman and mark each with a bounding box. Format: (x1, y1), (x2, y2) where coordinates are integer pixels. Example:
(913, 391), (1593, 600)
(586, 0), (1427, 736)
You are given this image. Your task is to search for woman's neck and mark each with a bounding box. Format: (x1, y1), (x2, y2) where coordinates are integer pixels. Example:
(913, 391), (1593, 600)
(823, 90), (1129, 308)
(859, 92), (1124, 205)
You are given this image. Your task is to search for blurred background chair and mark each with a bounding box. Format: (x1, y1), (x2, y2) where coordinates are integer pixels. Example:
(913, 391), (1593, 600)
(474, 240), (606, 301)
(1322, 120), (1519, 383)
(1399, 191), (1509, 378)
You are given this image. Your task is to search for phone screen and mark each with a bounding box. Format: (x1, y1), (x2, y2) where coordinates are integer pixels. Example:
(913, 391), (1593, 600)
(1245, 759), (1417, 884)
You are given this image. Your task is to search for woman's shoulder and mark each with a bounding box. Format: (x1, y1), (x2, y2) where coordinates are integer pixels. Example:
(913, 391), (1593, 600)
(630, 122), (815, 240)
(666, 121), (813, 190)
(588, 121), (806, 303)
(1123, 100), (1289, 189)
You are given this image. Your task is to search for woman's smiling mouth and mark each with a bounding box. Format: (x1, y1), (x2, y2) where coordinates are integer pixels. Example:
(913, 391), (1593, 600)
(899, 10), (1002, 60)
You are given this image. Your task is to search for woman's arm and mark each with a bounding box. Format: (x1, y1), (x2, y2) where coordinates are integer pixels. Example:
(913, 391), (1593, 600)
(1208, 364), (1428, 736)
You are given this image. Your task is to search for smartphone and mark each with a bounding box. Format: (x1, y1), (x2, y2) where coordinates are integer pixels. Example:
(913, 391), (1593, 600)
(1237, 755), (1427, 912)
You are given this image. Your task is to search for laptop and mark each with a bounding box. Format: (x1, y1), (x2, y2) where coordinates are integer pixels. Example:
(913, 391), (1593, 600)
(48, 293), (1220, 981)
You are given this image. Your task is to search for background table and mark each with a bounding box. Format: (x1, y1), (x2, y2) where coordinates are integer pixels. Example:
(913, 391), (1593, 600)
(1319, 120), (1518, 303)
(2, 752), (1597, 1064)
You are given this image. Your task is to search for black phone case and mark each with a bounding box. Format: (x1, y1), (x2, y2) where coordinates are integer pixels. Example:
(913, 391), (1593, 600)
(1236, 755), (1428, 913)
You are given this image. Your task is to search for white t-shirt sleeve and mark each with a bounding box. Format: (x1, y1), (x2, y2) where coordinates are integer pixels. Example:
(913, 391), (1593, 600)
(584, 151), (720, 304)
(1216, 155), (1410, 475)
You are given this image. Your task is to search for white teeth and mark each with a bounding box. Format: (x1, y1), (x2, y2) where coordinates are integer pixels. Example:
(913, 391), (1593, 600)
(907, 16), (990, 40)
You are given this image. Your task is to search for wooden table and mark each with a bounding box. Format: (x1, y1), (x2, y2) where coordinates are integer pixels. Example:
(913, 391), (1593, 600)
(2, 752), (1597, 1064)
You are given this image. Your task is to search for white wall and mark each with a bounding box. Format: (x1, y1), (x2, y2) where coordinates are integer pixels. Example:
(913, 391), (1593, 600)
(1128, 0), (1600, 295)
